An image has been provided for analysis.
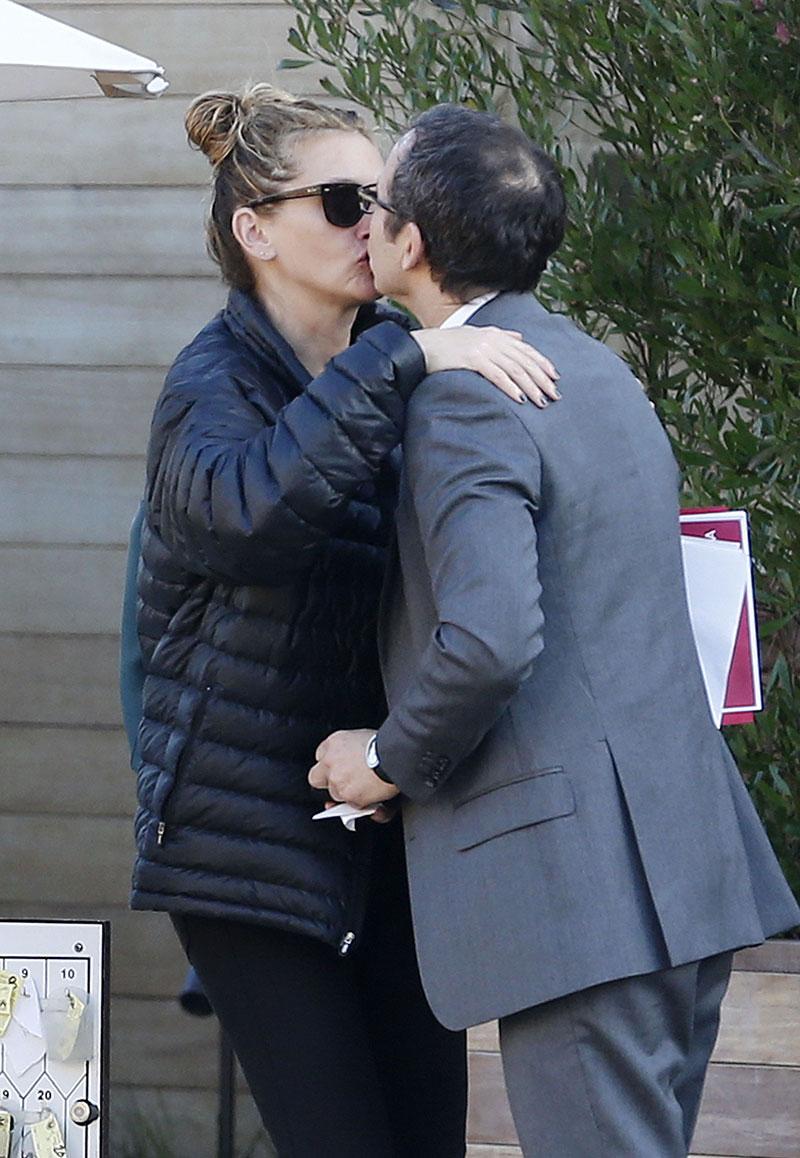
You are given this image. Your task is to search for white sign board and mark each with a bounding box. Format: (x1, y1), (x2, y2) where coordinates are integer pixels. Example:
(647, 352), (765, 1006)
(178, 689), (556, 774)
(0, 922), (108, 1158)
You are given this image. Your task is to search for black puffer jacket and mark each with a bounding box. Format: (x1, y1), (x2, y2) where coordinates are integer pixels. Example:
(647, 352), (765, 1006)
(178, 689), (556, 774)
(131, 289), (424, 953)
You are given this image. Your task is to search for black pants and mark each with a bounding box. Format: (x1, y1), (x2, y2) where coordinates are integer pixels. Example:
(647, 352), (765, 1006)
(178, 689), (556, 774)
(172, 820), (467, 1158)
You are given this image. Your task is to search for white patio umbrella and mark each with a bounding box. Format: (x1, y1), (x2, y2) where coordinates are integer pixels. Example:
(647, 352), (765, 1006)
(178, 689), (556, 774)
(0, 0), (168, 101)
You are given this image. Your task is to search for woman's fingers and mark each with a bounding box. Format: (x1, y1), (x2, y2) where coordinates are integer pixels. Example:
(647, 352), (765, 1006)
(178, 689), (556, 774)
(411, 325), (560, 406)
(505, 349), (561, 403)
(475, 329), (560, 405)
(526, 345), (559, 380)
(479, 351), (557, 408)
(482, 364), (529, 404)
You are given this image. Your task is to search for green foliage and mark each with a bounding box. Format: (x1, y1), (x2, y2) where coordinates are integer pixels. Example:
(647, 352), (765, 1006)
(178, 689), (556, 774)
(283, 0), (800, 907)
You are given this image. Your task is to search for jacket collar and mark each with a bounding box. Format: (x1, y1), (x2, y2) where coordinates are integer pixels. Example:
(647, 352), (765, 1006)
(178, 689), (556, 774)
(223, 288), (404, 395)
(223, 288), (311, 393)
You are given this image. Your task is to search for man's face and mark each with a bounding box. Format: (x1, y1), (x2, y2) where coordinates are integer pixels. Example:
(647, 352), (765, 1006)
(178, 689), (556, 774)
(366, 135), (412, 299)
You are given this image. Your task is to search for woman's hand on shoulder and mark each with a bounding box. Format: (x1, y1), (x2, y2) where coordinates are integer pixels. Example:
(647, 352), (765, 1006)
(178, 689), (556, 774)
(411, 325), (560, 408)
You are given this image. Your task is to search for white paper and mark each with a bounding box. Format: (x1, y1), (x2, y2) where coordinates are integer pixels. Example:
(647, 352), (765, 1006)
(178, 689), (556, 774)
(681, 535), (749, 727)
(312, 802), (377, 831)
(4, 976), (46, 1078)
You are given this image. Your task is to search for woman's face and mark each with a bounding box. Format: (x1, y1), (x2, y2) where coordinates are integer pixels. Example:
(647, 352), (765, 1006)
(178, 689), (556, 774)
(256, 130), (383, 310)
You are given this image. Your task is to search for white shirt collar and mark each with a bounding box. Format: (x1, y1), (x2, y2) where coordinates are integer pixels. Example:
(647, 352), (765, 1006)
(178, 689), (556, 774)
(439, 292), (499, 329)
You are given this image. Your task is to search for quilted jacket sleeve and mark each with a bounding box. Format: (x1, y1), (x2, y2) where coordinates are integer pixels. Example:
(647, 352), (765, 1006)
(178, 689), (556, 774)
(147, 320), (424, 586)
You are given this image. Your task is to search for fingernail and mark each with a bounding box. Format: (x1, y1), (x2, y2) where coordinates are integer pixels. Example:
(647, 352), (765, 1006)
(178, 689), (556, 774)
(517, 392), (527, 403)
(554, 390), (562, 400)
(554, 372), (561, 380)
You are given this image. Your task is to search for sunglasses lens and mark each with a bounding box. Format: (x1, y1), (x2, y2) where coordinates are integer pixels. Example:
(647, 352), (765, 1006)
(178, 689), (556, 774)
(321, 185), (366, 228)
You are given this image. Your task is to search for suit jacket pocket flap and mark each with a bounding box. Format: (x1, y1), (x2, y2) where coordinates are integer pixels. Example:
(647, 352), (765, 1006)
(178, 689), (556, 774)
(453, 769), (575, 851)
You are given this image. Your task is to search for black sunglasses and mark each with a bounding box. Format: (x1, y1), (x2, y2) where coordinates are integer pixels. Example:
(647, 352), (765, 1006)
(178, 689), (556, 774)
(245, 182), (379, 229)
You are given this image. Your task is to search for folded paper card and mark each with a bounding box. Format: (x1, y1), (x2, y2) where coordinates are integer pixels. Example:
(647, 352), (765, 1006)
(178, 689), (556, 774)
(312, 802), (377, 831)
(680, 509), (761, 727)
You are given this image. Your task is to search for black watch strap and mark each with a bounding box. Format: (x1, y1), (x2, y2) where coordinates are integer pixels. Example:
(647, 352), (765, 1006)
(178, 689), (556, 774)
(366, 734), (395, 785)
(373, 762), (395, 786)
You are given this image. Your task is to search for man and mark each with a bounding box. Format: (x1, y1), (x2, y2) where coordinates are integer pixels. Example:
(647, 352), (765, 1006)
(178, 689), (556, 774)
(309, 105), (800, 1156)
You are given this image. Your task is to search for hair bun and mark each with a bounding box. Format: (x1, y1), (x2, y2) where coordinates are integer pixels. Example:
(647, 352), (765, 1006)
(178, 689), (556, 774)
(185, 84), (306, 167)
(185, 90), (243, 167)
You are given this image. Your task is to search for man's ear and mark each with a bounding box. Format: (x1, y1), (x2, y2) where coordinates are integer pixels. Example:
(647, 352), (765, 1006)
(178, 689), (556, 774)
(400, 222), (427, 273)
(232, 207), (276, 261)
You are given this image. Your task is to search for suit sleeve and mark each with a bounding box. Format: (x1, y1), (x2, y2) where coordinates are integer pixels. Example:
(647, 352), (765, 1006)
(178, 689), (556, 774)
(376, 372), (545, 802)
(147, 321), (424, 586)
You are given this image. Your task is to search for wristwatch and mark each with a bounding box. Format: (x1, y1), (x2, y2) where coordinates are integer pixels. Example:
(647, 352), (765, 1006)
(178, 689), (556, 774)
(365, 733), (395, 785)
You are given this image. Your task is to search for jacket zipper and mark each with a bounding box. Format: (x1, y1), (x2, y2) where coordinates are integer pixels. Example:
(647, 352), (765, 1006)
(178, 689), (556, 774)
(156, 685), (211, 848)
(337, 829), (374, 956)
(338, 931), (356, 957)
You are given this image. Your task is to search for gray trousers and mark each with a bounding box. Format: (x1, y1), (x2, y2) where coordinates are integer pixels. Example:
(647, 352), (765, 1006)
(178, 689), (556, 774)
(499, 951), (733, 1157)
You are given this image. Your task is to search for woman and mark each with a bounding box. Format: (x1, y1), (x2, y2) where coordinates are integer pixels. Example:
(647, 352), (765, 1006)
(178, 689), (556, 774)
(128, 84), (558, 1156)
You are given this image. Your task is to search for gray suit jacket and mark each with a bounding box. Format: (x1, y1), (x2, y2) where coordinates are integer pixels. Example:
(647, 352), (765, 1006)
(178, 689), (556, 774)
(376, 292), (799, 1031)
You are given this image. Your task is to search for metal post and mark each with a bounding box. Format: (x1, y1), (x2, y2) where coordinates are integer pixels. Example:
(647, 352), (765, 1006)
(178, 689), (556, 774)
(217, 1029), (236, 1158)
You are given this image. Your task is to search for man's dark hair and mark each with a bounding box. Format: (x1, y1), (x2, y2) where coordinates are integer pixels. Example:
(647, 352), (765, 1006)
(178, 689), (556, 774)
(388, 105), (566, 296)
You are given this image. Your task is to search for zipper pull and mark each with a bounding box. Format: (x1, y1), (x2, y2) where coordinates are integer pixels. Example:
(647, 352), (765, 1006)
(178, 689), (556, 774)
(156, 822), (166, 847)
(338, 931), (355, 957)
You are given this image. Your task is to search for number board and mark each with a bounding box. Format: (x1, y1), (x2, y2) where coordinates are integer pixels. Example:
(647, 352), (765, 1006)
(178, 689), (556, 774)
(0, 922), (108, 1158)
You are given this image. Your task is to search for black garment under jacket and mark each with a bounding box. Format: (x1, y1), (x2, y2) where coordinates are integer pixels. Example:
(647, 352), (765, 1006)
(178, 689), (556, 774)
(131, 289), (424, 953)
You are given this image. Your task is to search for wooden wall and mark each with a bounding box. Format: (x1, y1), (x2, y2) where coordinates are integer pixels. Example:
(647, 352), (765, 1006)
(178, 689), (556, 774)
(2, 5), (796, 1157)
(0, 2), (313, 1151)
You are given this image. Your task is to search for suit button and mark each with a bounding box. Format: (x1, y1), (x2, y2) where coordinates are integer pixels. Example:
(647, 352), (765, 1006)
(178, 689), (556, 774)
(424, 776), (436, 789)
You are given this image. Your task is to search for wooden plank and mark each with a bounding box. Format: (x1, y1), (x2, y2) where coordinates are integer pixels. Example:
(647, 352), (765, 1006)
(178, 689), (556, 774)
(36, 0), (286, 8)
(692, 1063), (800, 1158)
(734, 940), (800, 974)
(0, 367), (161, 456)
(469, 970), (800, 1070)
(0, 188), (212, 277)
(110, 1087), (275, 1158)
(1, 902), (189, 1000)
(0, 634), (123, 724)
(111, 997), (262, 1092)
(713, 971), (800, 1067)
(463, 1150), (729, 1158)
(0, 98), (199, 186)
(467, 1052), (517, 1147)
(0, 725), (135, 816)
(0, 547), (129, 633)
(467, 1148), (522, 1158)
(0, 92), (363, 187)
(0, 456), (143, 545)
(111, 996), (219, 1088)
(34, 4), (326, 97)
(0, 276), (224, 366)
(0, 815), (133, 905)
(469, 1022), (499, 1053)
(466, 1050), (800, 1155)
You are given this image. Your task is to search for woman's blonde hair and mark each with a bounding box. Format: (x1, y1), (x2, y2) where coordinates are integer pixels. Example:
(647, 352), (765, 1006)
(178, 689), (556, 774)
(186, 83), (369, 291)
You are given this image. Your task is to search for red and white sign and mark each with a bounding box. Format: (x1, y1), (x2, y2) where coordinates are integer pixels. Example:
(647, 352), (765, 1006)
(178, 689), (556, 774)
(680, 509), (761, 726)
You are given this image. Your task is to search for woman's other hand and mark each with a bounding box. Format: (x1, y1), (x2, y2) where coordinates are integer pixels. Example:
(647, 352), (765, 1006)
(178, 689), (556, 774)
(412, 325), (560, 408)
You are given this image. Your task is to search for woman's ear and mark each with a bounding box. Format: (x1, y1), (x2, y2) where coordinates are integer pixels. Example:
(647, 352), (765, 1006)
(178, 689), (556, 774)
(232, 207), (276, 261)
(400, 222), (426, 273)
